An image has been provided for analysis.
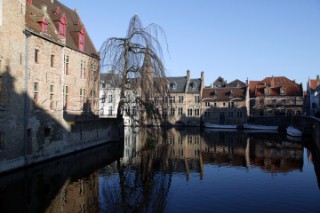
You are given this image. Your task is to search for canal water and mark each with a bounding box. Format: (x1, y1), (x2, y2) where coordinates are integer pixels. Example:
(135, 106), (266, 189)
(0, 127), (319, 212)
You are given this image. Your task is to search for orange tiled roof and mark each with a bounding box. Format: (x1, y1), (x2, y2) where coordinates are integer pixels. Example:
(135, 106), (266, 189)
(309, 79), (318, 91)
(249, 76), (303, 97)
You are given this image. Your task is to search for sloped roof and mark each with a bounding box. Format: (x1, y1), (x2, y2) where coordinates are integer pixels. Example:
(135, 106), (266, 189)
(226, 79), (246, 88)
(308, 79), (318, 91)
(213, 76), (226, 87)
(202, 87), (246, 102)
(25, 4), (61, 43)
(187, 78), (202, 93)
(249, 76), (303, 97)
(28, 0), (98, 57)
(167, 76), (188, 93)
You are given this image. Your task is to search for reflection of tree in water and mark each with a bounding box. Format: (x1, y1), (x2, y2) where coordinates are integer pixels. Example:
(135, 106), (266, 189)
(99, 127), (172, 212)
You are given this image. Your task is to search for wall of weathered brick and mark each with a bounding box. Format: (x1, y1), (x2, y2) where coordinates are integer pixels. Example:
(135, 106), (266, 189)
(0, 0), (120, 174)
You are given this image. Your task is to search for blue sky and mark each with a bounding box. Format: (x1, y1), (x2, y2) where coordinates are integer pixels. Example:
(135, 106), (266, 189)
(61, 0), (320, 88)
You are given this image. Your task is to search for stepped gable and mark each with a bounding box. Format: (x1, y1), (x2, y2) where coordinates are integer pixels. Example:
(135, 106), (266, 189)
(30, 0), (99, 58)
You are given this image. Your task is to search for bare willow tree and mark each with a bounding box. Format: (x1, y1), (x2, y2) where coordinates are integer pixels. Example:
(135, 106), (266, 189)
(100, 15), (169, 127)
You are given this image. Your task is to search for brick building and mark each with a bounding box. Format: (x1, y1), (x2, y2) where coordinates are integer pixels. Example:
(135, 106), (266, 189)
(201, 80), (247, 125)
(0, 0), (118, 173)
(247, 76), (303, 118)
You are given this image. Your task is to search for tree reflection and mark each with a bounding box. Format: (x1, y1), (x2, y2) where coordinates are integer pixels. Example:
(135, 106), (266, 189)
(99, 127), (172, 212)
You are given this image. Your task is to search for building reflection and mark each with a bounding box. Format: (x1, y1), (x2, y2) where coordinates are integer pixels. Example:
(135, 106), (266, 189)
(202, 130), (304, 173)
(0, 141), (123, 213)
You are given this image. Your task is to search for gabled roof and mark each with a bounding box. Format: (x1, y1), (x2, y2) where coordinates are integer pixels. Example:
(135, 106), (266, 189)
(213, 76), (226, 87)
(167, 76), (188, 93)
(27, 0), (99, 58)
(226, 79), (246, 88)
(202, 87), (246, 102)
(25, 4), (61, 43)
(249, 76), (303, 97)
(308, 79), (318, 91)
(187, 78), (202, 93)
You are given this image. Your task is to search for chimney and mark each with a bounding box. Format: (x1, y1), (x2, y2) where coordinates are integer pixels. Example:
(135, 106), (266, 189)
(317, 75), (319, 81)
(201, 71), (204, 89)
(187, 70), (190, 80)
(201, 71), (204, 82)
(246, 78), (248, 86)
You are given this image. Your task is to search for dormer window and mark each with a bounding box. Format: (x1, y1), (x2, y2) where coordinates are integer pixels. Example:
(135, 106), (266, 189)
(79, 27), (86, 51)
(190, 82), (197, 91)
(170, 82), (177, 90)
(38, 17), (48, 33)
(54, 7), (61, 14)
(58, 14), (67, 37)
(280, 87), (286, 95)
(264, 87), (270, 95)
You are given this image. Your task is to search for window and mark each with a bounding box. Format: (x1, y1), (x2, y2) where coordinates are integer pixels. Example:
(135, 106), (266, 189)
(80, 88), (85, 110)
(163, 97), (168, 104)
(205, 102), (210, 107)
(280, 87), (286, 95)
(63, 85), (69, 110)
(38, 17), (48, 32)
(64, 55), (69, 75)
(101, 93), (106, 103)
(170, 108), (175, 116)
(80, 60), (86, 79)
(237, 111), (242, 118)
(108, 94), (113, 103)
(50, 55), (54, 67)
(91, 63), (96, 72)
(265, 88), (270, 95)
(34, 49), (39, 63)
(214, 102), (217, 107)
(50, 85), (54, 110)
(178, 107), (183, 115)
(79, 27), (86, 51)
(228, 102), (234, 108)
(58, 14), (67, 36)
(195, 96), (199, 103)
(178, 96), (184, 103)
(169, 96), (175, 103)
(170, 82), (176, 90)
(195, 109), (200, 116)
(108, 106), (112, 116)
(33, 82), (39, 108)
(90, 63), (96, 81)
(187, 108), (193, 116)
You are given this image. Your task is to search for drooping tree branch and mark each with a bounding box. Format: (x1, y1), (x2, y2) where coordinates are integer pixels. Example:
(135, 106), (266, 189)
(100, 15), (169, 127)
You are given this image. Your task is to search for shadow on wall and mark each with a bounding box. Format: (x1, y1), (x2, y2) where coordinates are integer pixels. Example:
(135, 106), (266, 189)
(0, 69), (120, 173)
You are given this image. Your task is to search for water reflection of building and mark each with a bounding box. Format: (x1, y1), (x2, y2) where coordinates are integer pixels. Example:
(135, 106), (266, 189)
(202, 130), (303, 173)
